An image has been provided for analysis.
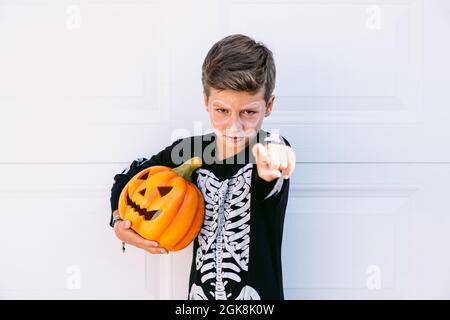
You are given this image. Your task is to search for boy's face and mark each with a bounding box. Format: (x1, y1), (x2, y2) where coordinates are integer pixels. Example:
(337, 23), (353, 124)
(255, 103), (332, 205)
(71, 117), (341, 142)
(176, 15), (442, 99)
(203, 88), (275, 152)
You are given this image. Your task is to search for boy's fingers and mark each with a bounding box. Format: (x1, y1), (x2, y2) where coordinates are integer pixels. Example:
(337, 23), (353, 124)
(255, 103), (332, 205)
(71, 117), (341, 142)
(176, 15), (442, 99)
(259, 143), (268, 158)
(144, 247), (169, 255)
(267, 144), (280, 170)
(285, 147), (296, 178)
(283, 158), (292, 179)
(119, 220), (131, 229)
(141, 239), (159, 248)
(252, 143), (269, 165)
(280, 147), (291, 179)
(259, 168), (282, 180)
(137, 238), (167, 253)
(251, 143), (259, 160)
(279, 146), (288, 171)
(117, 221), (167, 254)
(251, 144), (257, 160)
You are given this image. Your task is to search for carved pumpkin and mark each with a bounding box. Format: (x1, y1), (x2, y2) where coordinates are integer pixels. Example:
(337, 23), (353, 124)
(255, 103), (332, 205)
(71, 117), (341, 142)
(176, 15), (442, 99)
(118, 157), (204, 251)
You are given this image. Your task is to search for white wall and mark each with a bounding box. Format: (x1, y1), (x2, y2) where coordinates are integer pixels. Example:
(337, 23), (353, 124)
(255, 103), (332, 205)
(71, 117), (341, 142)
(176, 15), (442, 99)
(0, 0), (449, 299)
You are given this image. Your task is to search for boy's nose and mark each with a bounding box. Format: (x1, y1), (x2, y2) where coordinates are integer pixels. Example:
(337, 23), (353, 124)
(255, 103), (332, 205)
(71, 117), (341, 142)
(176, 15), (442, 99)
(227, 115), (243, 133)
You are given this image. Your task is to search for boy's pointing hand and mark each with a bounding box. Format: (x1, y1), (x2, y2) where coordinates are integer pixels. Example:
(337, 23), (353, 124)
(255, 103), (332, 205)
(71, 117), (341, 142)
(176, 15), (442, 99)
(252, 142), (296, 182)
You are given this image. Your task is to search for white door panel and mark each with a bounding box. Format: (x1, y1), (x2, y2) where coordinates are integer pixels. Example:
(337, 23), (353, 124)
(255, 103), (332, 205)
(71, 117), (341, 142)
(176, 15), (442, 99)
(283, 164), (450, 299)
(0, 1), (172, 162)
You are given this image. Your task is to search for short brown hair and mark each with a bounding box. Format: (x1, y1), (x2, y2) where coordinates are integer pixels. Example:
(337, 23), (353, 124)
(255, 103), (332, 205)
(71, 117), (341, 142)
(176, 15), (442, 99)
(201, 34), (276, 103)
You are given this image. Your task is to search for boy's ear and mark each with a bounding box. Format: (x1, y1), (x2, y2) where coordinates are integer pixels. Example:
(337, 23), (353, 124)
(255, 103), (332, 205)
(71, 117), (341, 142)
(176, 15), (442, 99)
(265, 95), (275, 117)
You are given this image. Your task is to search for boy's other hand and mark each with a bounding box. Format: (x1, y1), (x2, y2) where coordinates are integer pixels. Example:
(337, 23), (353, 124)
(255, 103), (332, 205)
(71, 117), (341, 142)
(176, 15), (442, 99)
(114, 219), (169, 254)
(252, 143), (296, 182)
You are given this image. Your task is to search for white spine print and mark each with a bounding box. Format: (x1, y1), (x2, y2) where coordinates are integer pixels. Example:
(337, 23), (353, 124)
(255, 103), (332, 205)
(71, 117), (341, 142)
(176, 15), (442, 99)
(189, 164), (261, 300)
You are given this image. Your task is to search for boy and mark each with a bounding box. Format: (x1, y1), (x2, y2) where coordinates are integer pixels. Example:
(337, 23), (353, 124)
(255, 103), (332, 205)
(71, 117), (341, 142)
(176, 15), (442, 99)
(109, 34), (296, 300)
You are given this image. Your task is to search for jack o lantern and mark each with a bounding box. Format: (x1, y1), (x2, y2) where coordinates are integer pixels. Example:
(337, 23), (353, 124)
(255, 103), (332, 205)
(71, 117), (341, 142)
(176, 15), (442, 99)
(118, 157), (204, 252)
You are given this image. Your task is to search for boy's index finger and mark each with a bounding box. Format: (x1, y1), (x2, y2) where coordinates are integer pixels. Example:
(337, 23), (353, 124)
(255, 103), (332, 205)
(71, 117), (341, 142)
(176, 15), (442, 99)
(253, 143), (269, 165)
(146, 240), (159, 247)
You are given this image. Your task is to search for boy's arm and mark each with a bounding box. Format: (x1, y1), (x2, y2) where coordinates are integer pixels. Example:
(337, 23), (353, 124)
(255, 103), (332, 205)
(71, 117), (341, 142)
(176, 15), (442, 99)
(254, 174), (284, 202)
(109, 138), (185, 227)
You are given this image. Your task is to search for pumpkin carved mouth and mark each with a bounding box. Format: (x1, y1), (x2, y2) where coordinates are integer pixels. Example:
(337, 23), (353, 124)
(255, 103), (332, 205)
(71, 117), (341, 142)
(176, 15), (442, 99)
(127, 186), (173, 221)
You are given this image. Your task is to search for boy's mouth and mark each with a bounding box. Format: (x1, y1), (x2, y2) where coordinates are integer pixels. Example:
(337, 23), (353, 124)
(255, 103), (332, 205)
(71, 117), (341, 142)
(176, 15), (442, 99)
(224, 135), (244, 143)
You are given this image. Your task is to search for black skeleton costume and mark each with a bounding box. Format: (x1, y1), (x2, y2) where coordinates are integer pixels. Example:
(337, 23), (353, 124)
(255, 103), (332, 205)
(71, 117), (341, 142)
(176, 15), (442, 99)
(110, 129), (291, 300)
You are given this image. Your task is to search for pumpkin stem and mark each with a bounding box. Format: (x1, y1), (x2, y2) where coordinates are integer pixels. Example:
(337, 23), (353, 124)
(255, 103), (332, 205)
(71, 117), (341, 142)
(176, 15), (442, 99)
(172, 157), (202, 182)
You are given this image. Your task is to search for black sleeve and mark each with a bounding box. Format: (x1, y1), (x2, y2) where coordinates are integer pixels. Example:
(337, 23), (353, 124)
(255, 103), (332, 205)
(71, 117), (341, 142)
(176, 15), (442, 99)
(109, 138), (185, 227)
(253, 136), (292, 203)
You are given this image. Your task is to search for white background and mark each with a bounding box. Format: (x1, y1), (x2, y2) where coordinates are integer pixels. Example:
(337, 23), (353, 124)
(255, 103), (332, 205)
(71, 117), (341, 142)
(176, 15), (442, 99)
(0, 0), (449, 299)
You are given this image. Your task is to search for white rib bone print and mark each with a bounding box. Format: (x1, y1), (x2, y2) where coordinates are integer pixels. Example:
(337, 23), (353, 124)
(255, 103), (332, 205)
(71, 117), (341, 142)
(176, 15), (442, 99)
(189, 163), (261, 300)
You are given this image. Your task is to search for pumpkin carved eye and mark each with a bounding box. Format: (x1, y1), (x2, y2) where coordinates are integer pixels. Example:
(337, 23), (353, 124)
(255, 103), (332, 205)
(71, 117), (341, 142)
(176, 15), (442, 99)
(139, 172), (149, 180)
(118, 157), (205, 252)
(157, 186), (173, 197)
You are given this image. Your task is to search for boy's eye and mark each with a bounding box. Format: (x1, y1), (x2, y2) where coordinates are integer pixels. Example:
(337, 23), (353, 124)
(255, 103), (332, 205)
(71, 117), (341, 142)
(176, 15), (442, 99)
(215, 108), (257, 115)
